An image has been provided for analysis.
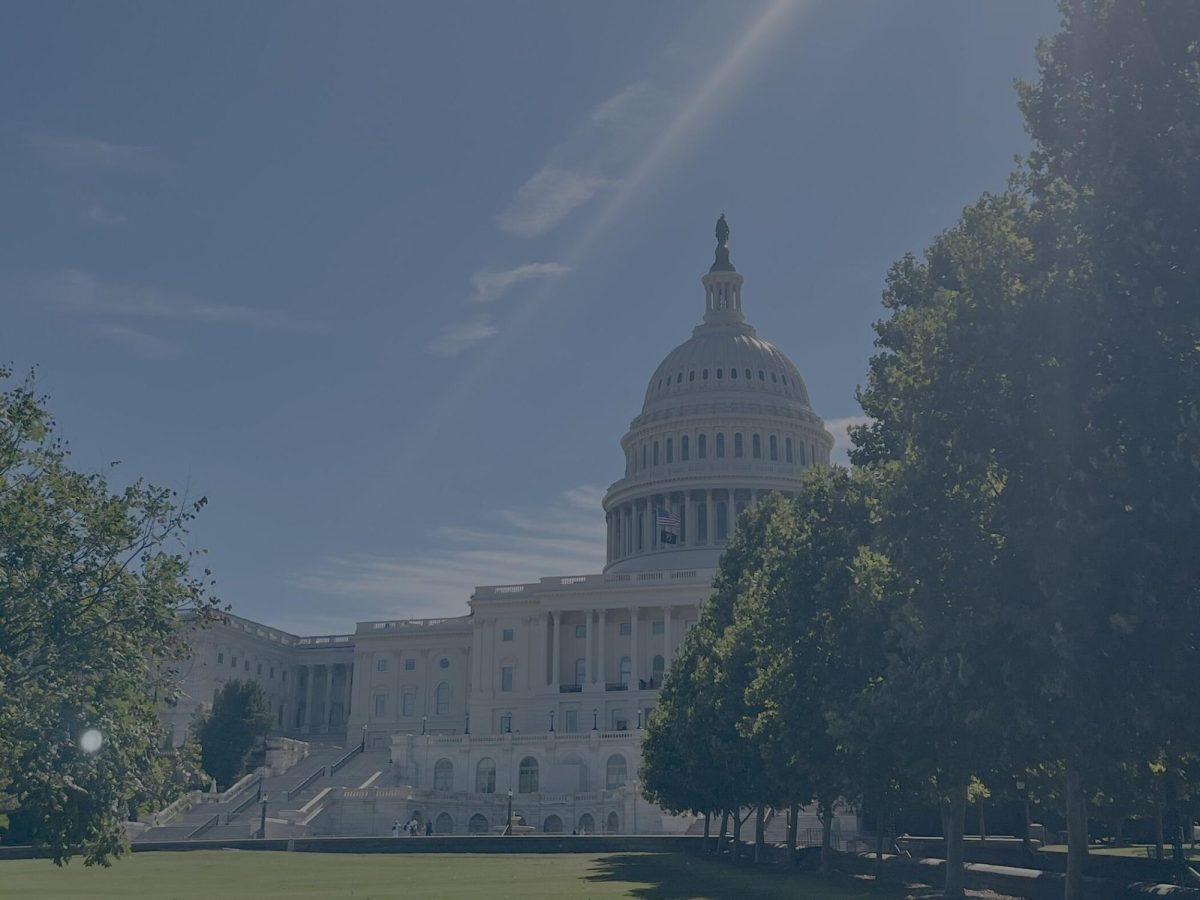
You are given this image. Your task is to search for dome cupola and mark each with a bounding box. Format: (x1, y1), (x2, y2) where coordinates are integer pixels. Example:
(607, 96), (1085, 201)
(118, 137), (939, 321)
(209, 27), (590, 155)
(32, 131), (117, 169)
(602, 217), (835, 573)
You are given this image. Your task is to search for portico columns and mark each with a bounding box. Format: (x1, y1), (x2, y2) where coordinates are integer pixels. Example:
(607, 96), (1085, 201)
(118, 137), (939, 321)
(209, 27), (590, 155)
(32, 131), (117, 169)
(551, 611), (561, 688)
(665, 606), (674, 662)
(304, 665), (316, 732)
(598, 609), (607, 686)
(585, 609), (594, 686)
(707, 490), (716, 544)
(629, 606), (640, 689)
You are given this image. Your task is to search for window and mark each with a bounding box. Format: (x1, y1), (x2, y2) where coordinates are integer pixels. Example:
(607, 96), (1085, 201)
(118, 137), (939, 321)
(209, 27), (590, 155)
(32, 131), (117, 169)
(642, 445), (647, 468)
(697, 502), (708, 541)
(730, 367), (737, 379)
(571, 623), (583, 639)
(612, 710), (628, 730)
(688, 370), (695, 381)
(434, 758), (453, 792)
(770, 435), (778, 460)
(476, 758), (496, 794)
(759, 369), (765, 380)
(563, 709), (578, 733)
(518, 757), (539, 793)
(606, 754), (628, 789)
(217, 653), (224, 664)
(619, 622), (631, 636)
(244, 660), (250, 672)
(282, 671), (287, 683)
(374, 694), (386, 717)
(435, 682), (450, 716)
(469, 814), (490, 833)
(376, 658), (387, 672)
(231, 656), (237, 668)
(698, 433), (707, 459)
(405, 658), (415, 671)
(502, 628), (514, 642)
(745, 368), (752, 379)
(402, 692), (415, 717)
(717, 502), (728, 540)
(716, 367), (723, 379)
(681, 435), (689, 461)
(652, 620), (664, 635)
(716, 433), (725, 458)
(734, 433), (744, 457)
(575, 658), (586, 686)
(665, 437), (673, 463)
(752, 434), (762, 458)
(786, 437), (793, 463)
(676, 372), (682, 384)
(501, 713), (512, 733)
(702, 368), (709, 380)
(257, 663), (262, 675)
(653, 655), (665, 678)
(269, 667), (275, 679)
(544, 814), (564, 833)
(620, 657), (632, 687)
(771, 372), (778, 382)
(439, 658), (449, 669)
(501, 666), (513, 692)
(653, 441), (659, 465)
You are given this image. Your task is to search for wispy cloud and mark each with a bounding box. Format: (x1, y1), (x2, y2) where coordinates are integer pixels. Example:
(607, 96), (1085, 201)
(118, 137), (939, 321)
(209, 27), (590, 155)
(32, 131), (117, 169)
(292, 484), (608, 624)
(469, 262), (570, 304)
(497, 167), (614, 238)
(428, 314), (498, 356)
(823, 414), (871, 464)
(25, 129), (169, 174)
(13, 268), (309, 330)
(96, 323), (177, 359)
(82, 204), (127, 226)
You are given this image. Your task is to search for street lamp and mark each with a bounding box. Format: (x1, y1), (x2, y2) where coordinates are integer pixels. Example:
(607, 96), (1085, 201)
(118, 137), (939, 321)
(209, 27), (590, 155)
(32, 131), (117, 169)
(465, 711), (470, 735)
(506, 788), (514, 836)
(259, 792), (269, 839)
(360, 723), (367, 752)
(421, 715), (427, 735)
(592, 708), (599, 731)
(636, 709), (643, 730)
(549, 710), (555, 732)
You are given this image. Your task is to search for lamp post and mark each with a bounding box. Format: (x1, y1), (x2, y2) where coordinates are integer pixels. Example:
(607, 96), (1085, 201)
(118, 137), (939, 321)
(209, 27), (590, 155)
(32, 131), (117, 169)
(632, 779), (638, 835)
(636, 709), (642, 730)
(549, 710), (555, 733)
(1015, 779), (1031, 857)
(506, 788), (513, 836)
(465, 711), (470, 735)
(360, 723), (367, 752)
(592, 708), (599, 731)
(421, 715), (427, 735)
(259, 792), (268, 839)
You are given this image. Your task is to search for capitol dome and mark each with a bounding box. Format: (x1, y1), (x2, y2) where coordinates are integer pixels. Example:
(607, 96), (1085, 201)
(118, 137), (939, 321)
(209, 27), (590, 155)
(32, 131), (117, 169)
(602, 216), (834, 574)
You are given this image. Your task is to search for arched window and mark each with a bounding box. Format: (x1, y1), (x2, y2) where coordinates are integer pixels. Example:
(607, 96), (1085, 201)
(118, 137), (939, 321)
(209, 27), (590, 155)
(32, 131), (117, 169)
(543, 814), (564, 833)
(434, 758), (454, 792)
(716, 433), (725, 458)
(771, 372), (778, 383)
(606, 811), (620, 833)
(717, 502), (728, 540)
(653, 441), (659, 465)
(468, 814), (489, 834)
(435, 812), (454, 834)
(578, 813), (596, 834)
(734, 433), (744, 458)
(681, 435), (689, 461)
(730, 367), (738, 379)
(606, 754), (629, 789)
(752, 434), (762, 458)
(745, 368), (751, 380)
(575, 658), (586, 686)
(518, 756), (539, 793)
(476, 757), (496, 794)
(786, 437), (793, 463)
(619, 657), (632, 687)
(665, 437), (673, 464)
(769, 435), (778, 460)
(676, 372), (683, 384)
(702, 368), (709, 380)
(688, 370), (695, 382)
(758, 369), (765, 380)
(698, 434), (707, 459)
(716, 368), (723, 379)
(653, 655), (665, 678)
(435, 682), (450, 716)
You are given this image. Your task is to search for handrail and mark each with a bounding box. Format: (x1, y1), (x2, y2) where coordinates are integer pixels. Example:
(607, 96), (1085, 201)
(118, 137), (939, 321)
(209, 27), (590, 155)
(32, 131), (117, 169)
(286, 765), (326, 801)
(186, 813), (220, 839)
(228, 786), (261, 818)
(329, 744), (362, 775)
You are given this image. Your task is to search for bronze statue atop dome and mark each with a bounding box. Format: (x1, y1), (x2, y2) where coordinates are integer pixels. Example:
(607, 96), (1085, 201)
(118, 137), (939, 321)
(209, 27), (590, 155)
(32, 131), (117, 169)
(710, 213), (735, 272)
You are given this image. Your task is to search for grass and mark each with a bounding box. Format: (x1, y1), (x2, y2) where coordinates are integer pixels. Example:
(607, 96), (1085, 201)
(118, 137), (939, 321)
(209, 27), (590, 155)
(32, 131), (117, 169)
(1041, 843), (1200, 861)
(0, 850), (902, 900)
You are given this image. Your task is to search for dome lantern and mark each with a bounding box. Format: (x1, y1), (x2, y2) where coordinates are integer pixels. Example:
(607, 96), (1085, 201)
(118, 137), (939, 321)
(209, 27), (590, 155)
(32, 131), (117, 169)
(702, 214), (745, 326)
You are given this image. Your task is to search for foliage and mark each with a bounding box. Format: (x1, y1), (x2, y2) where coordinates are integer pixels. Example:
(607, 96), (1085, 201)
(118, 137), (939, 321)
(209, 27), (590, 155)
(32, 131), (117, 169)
(0, 368), (218, 864)
(196, 680), (273, 790)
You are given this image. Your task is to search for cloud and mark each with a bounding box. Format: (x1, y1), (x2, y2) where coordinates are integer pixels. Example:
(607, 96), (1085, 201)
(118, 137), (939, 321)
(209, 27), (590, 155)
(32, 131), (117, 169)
(496, 167), (614, 238)
(823, 414), (871, 464)
(82, 204), (127, 226)
(469, 262), (570, 304)
(428, 314), (498, 356)
(95, 323), (177, 359)
(291, 484), (608, 623)
(13, 268), (310, 330)
(25, 129), (169, 174)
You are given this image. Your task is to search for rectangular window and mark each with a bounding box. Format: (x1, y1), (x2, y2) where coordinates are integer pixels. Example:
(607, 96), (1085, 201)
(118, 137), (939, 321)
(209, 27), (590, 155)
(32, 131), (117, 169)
(652, 620), (664, 635)
(376, 658), (387, 672)
(501, 666), (513, 692)
(282, 671), (287, 683)
(698, 434), (707, 459)
(681, 435), (689, 461)
(620, 622), (632, 636)
(575, 624), (586, 638)
(402, 693), (415, 717)
(666, 437), (673, 463)
(716, 433), (725, 458)
(405, 658), (415, 671)
(501, 714), (512, 734)
(256, 663), (262, 675)
(269, 667), (275, 679)
(502, 628), (514, 641)
(217, 653), (224, 664)
(374, 695), (386, 717)
(563, 709), (578, 733)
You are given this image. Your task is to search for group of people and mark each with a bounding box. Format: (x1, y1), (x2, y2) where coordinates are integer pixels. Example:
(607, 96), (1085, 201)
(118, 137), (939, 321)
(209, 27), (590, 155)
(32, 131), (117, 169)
(391, 817), (432, 837)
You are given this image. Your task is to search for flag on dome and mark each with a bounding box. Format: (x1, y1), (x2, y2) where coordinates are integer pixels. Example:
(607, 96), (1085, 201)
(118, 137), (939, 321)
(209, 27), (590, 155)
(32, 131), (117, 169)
(657, 508), (679, 544)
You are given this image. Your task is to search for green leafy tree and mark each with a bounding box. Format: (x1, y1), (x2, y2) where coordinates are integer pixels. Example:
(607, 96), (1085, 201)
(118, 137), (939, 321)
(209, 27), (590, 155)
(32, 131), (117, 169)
(197, 680), (273, 790)
(0, 369), (218, 864)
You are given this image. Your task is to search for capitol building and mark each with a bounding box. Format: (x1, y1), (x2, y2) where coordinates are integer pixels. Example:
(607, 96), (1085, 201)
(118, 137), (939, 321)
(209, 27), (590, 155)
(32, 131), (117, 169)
(164, 218), (835, 838)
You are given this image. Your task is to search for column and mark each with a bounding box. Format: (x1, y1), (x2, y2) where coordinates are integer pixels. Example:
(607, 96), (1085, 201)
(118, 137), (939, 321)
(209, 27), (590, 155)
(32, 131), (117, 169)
(585, 610), (594, 686)
(664, 606), (674, 662)
(471, 617), (483, 693)
(629, 606), (640, 689)
(650, 495), (658, 549)
(707, 490), (716, 545)
(551, 611), (561, 689)
(304, 665), (316, 731)
(598, 609), (607, 687)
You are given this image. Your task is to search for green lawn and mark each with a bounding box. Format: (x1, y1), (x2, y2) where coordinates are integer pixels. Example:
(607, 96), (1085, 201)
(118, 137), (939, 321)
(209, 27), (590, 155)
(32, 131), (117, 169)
(0, 851), (898, 900)
(1041, 843), (1200, 861)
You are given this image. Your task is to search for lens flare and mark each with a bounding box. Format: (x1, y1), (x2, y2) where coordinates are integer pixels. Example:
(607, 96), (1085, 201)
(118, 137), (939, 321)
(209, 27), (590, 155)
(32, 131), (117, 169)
(79, 729), (104, 754)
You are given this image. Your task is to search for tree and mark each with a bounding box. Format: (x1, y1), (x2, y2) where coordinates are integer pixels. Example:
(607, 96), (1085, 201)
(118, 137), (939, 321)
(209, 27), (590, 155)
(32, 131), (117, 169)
(196, 680), (273, 790)
(0, 369), (218, 864)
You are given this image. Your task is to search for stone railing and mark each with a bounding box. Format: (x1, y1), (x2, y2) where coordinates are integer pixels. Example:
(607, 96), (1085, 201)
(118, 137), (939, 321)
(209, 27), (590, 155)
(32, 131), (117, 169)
(473, 568), (713, 599)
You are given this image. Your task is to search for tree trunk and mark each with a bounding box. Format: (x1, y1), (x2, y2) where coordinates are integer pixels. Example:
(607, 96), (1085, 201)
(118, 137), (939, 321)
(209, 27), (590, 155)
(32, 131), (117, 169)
(875, 807), (886, 881)
(979, 800), (986, 843)
(703, 811), (711, 854)
(943, 782), (968, 900)
(754, 805), (765, 864)
(1065, 766), (1089, 900)
(1155, 803), (1165, 861)
(732, 806), (742, 864)
(787, 800), (799, 867)
(719, 809), (729, 859)
(819, 797), (835, 875)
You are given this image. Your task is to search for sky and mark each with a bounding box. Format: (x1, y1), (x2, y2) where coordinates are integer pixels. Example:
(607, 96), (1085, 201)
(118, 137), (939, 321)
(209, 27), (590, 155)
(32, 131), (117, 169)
(1, 1), (1062, 634)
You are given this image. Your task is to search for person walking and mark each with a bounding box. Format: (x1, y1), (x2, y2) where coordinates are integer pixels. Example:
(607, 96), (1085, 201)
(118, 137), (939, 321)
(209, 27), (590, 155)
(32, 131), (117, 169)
(425, 819), (433, 836)
(391, 821), (399, 838)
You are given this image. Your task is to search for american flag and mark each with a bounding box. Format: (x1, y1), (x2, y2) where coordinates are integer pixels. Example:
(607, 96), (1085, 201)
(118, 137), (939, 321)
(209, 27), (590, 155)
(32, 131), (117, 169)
(656, 508), (680, 529)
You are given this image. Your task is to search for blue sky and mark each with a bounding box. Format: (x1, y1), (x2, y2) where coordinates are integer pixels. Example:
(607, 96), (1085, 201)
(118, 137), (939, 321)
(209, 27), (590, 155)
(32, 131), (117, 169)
(1, 1), (1061, 633)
